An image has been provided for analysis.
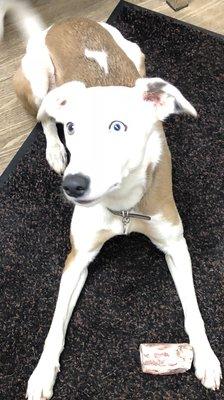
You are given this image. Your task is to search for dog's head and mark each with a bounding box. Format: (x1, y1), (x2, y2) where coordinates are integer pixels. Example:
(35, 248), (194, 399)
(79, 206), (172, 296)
(38, 78), (196, 206)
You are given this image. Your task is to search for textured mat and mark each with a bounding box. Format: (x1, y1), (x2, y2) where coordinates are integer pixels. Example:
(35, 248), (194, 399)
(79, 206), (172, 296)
(0, 1), (223, 399)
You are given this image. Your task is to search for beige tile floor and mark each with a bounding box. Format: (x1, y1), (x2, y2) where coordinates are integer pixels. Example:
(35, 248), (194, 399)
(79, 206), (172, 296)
(0, 0), (223, 174)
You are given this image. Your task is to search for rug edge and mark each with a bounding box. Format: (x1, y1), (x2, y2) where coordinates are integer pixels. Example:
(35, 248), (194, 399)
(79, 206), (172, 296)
(108, 1), (224, 41)
(0, 123), (42, 189)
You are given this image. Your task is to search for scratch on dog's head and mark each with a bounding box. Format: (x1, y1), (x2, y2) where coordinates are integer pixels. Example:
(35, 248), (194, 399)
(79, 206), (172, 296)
(38, 77), (197, 205)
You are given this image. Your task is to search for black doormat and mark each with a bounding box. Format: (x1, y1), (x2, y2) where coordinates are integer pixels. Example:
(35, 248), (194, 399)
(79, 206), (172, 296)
(0, 1), (223, 399)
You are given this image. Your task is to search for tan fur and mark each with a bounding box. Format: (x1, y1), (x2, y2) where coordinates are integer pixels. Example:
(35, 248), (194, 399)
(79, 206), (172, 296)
(64, 230), (114, 271)
(13, 18), (140, 122)
(131, 123), (180, 237)
(13, 67), (38, 117)
(45, 18), (140, 88)
(63, 243), (77, 272)
(90, 229), (114, 252)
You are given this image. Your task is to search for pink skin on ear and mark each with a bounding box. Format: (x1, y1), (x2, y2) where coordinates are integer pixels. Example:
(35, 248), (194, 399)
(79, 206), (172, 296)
(143, 91), (163, 106)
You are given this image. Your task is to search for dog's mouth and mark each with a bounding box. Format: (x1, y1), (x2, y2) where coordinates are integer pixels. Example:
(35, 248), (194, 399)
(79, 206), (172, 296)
(64, 183), (120, 206)
(75, 197), (99, 205)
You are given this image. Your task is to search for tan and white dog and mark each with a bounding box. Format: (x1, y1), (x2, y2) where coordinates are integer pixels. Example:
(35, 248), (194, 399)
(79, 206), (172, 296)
(1, 1), (222, 399)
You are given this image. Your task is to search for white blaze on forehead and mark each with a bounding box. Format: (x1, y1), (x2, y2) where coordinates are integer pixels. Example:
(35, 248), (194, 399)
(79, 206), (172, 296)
(85, 48), (109, 74)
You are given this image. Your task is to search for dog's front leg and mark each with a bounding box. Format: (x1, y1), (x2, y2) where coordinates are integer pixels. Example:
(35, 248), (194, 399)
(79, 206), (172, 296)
(151, 231), (222, 390)
(42, 119), (67, 175)
(26, 243), (99, 400)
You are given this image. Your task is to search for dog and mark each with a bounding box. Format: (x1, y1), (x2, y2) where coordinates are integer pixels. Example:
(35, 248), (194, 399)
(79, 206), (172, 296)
(1, 1), (222, 398)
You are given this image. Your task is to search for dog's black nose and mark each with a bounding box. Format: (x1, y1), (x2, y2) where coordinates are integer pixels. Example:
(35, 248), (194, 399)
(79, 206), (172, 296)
(62, 174), (90, 197)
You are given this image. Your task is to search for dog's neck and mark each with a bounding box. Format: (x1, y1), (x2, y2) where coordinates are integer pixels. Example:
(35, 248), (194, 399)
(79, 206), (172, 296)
(102, 165), (148, 212)
(102, 127), (163, 212)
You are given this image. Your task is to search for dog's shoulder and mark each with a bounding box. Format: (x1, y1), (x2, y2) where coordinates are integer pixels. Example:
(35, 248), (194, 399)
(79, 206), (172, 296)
(138, 125), (180, 225)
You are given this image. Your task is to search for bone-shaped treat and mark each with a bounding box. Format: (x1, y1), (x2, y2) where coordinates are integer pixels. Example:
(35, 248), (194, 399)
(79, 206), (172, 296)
(139, 343), (193, 375)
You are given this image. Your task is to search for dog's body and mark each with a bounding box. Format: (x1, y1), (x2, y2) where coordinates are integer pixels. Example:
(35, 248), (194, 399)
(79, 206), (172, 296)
(1, 1), (222, 399)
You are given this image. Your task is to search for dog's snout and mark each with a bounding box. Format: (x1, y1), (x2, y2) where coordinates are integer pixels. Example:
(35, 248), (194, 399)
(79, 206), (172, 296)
(62, 174), (90, 197)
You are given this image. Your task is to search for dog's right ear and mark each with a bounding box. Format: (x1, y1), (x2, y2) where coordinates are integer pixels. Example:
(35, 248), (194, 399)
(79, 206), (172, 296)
(135, 78), (197, 121)
(37, 81), (86, 122)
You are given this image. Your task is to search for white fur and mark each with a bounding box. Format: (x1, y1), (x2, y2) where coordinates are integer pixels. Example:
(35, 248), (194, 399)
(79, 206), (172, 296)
(0, 0), (45, 40)
(38, 79), (196, 204)
(25, 72), (222, 399)
(132, 215), (221, 390)
(144, 213), (183, 247)
(42, 119), (67, 175)
(164, 237), (221, 390)
(26, 250), (93, 399)
(26, 205), (123, 400)
(135, 77), (197, 120)
(85, 48), (108, 74)
(100, 22), (145, 76)
(21, 26), (70, 173)
(0, 0), (7, 39)
(21, 27), (54, 107)
(63, 84), (159, 205)
(144, 125), (162, 168)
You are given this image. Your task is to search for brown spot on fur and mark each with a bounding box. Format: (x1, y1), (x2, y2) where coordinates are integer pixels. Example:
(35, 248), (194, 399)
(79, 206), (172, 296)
(45, 18), (140, 88)
(13, 66), (38, 117)
(60, 100), (67, 106)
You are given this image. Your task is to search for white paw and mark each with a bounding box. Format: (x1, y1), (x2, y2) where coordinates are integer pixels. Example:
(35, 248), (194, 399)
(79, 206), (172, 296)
(26, 359), (60, 400)
(194, 347), (222, 390)
(46, 142), (67, 175)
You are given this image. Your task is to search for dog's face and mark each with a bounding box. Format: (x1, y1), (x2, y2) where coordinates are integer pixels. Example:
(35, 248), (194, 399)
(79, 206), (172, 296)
(38, 78), (196, 205)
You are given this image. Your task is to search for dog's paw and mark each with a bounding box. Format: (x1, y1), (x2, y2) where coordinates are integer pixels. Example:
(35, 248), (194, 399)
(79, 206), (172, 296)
(46, 142), (67, 175)
(194, 347), (222, 390)
(26, 360), (60, 400)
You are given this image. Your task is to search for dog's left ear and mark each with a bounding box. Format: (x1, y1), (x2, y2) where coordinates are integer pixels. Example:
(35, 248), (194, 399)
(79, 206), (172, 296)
(135, 77), (197, 120)
(37, 81), (86, 122)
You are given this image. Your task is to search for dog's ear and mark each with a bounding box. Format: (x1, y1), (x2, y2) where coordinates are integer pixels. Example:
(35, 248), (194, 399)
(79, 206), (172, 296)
(135, 78), (197, 121)
(37, 81), (86, 122)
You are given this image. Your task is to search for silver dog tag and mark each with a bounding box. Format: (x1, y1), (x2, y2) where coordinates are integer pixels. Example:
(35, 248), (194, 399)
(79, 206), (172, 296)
(121, 211), (131, 234)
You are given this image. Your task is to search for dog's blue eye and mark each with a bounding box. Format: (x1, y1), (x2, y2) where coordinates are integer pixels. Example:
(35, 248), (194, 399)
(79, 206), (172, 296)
(66, 122), (75, 135)
(109, 121), (127, 133)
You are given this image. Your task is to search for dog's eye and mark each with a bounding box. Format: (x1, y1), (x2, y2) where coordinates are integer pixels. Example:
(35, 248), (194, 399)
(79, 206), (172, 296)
(66, 122), (75, 135)
(109, 121), (127, 133)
